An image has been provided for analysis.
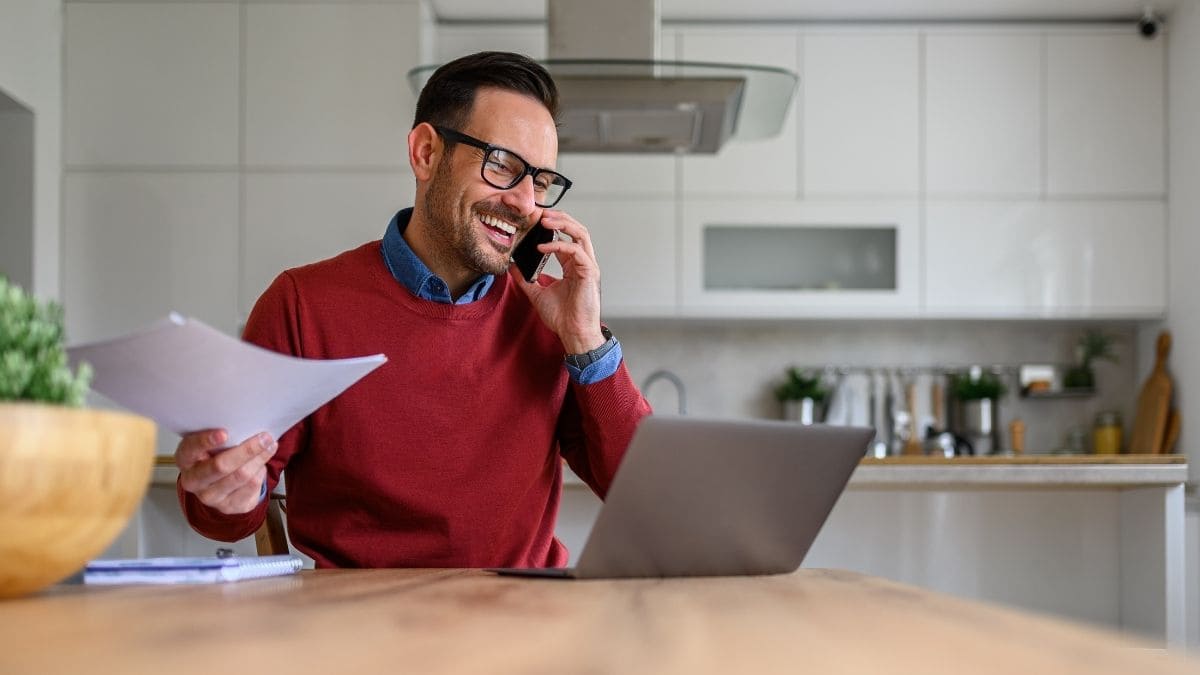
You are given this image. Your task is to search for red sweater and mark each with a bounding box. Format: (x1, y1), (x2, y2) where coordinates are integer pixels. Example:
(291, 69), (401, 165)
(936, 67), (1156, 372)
(178, 241), (651, 568)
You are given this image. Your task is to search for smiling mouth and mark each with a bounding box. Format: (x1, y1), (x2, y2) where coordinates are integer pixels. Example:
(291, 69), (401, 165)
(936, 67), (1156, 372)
(477, 212), (520, 249)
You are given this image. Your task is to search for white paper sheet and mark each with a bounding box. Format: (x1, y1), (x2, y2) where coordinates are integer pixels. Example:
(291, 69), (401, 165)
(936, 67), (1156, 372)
(67, 313), (387, 446)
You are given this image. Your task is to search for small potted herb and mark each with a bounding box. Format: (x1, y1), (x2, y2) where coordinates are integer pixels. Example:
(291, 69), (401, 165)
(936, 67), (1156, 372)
(952, 369), (1007, 402)
(0, 278), (156, 597)
(0, 278), (93, 406)
(1063, 329), (1118, 390)
(951, 366), (1007, 455)
(774, 367), (828, 424)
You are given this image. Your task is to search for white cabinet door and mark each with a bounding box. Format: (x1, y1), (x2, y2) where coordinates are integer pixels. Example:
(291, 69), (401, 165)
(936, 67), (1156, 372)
(680, 200), (920, 318)
(924, 32), (1042, 196)
(63, 172), (241, 341)
(679, 28), (799, 198)
(64, 2), (239, 167)
(241, 173), (415, 316)
(802, 31), (919, 197)
(1046, 32), (1165, 196)
(564, 199), (677, 318)
(925, 201), (1165, 317)
(244, 3), (422, 167)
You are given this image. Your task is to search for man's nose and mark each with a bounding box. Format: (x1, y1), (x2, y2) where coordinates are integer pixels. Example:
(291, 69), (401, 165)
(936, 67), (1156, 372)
(500, 174), (538, 215)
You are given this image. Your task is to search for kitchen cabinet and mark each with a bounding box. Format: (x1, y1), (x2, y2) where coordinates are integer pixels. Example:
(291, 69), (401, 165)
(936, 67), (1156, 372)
(679, 200), (919, 317)
(1046, 32), (1165, 196)
(566, 199), (678, 317)
(63, 172), (241, 342)
(64, 3), (239, 168)
(924, 201), (1166, 317)
(244, 3), (420, 168)
(924, 32), (1042, 196)
(241, 172), (414, 316)
(801, 31), (920, 197)
(678, 28), (799, 198)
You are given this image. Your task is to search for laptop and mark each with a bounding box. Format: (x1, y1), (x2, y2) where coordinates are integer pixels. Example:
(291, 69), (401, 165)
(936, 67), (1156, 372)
(492, 416), (873, 579)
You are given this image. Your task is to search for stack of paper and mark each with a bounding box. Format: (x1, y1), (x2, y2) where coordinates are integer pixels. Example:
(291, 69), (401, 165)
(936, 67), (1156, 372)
(67, 313), (387, 446)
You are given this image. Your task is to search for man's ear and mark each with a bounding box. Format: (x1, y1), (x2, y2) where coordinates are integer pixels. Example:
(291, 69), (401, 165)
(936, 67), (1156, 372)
(408, 123), (442, 182)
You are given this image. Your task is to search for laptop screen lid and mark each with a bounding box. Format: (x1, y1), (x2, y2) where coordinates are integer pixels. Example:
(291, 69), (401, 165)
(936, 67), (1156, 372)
(569, 416), (872, 579)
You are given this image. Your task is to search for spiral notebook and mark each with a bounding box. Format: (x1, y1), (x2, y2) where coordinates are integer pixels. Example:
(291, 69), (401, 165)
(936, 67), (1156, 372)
(84, 554), (303, 585)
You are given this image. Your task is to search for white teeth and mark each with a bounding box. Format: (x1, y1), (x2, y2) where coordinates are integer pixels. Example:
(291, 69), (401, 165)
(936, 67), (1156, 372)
(480, 214), (516, 235)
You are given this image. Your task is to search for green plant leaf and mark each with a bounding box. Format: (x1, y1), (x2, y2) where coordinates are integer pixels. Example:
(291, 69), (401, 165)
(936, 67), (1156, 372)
(774, 367), (829, 403)
(0, 277), (91, 407)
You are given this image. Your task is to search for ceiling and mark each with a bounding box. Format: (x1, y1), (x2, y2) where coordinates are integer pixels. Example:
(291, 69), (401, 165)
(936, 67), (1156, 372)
(430, 0), (1184, 23)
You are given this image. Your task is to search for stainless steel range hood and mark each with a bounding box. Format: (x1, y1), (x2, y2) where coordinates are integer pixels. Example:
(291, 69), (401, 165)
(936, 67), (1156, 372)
(407, 0), (798, 154)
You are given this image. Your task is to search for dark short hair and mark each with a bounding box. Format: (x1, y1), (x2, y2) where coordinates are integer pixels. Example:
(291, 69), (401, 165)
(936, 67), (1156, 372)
(412, 51), (559, 131)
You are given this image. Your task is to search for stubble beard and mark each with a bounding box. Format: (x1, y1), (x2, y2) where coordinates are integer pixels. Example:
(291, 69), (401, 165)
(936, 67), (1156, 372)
(423, 156), (516, 277)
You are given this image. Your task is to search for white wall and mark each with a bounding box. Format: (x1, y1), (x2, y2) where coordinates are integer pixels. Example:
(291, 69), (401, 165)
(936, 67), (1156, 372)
(616, 320), (1141, 453)
(1163, 0), (1200, 648)
(0, 1), (62, 298)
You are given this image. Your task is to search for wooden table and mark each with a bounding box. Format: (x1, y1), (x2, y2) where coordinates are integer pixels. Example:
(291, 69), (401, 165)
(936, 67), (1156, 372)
(1, 569), (1196, 674)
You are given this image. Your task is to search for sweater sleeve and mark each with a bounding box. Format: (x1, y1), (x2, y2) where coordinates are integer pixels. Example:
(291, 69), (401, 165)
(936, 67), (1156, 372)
(177, 271), (310, 542)
(557, 359), (653, 498)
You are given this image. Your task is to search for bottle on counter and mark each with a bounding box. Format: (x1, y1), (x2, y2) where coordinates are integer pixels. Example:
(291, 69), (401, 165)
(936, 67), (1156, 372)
(1092, 411), (1123, 455)
(1008, 419), (1026, 455)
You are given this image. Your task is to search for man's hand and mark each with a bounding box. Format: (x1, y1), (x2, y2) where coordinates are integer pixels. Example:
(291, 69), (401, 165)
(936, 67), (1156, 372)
(510, 209), (607, 354)
(176, 429), (277, 515)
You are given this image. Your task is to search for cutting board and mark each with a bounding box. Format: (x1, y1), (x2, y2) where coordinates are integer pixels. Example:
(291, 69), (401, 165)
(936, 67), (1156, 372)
(1129, 332), (1172, 454)
(1161, 408), (1181, 454)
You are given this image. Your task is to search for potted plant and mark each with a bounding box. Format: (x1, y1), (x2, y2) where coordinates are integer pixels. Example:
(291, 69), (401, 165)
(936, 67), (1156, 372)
(1063, 329), (1118, 390)
(774, 367), (828, 424)
(951, 366), (1007, 455)
(0, 277), (156, 597)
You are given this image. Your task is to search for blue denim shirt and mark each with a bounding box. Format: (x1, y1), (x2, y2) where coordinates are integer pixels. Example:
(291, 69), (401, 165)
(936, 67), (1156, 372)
(380, 209), (621, 385)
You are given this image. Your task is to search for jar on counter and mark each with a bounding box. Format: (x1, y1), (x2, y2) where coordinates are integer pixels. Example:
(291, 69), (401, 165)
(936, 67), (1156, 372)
(1092, 411), (1123, 455)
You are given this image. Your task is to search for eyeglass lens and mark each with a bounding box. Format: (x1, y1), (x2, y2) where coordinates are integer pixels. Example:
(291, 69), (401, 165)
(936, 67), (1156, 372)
(482, 148), (569, 207)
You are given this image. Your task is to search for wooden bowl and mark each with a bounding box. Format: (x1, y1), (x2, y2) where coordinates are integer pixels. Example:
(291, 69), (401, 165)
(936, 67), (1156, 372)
(0, 402), (155, 597)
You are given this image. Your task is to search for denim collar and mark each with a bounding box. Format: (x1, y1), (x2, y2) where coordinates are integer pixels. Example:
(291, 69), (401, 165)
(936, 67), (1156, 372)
(380, 208), (495, 304)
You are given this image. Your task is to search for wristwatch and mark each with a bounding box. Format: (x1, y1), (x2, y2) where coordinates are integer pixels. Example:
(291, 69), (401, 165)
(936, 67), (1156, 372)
(564, 326), (616, 369)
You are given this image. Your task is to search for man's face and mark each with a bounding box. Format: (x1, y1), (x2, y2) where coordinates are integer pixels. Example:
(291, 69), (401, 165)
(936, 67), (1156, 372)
(422, 87), (559, 277)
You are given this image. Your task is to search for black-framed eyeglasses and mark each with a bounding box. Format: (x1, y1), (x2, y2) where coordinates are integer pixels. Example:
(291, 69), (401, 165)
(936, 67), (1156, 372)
(434, 126), (573, 208)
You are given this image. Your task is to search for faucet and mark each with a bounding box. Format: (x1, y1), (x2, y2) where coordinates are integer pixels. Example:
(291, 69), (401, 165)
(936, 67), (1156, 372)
(641, 369), (687, 415)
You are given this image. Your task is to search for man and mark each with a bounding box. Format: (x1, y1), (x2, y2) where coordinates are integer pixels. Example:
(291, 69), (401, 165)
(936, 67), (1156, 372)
(174, 52), (652, 568)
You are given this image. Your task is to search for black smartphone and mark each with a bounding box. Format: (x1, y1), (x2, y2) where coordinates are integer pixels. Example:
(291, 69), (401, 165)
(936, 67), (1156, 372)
(511, 222), (557, 283)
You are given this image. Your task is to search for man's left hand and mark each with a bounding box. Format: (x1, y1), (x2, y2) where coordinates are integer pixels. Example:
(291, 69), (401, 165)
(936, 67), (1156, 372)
(510, 209), (607, 354)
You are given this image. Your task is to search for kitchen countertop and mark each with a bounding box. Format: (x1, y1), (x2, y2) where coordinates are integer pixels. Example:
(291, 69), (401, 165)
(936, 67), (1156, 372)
(850, 454), (1187, 487)
(2, 568), (1196, 674)
(150, 455), (1189, 488)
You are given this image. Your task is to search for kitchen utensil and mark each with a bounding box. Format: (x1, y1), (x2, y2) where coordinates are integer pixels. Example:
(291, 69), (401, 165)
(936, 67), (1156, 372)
(931, 376), (946, 431)
(868, 370), (889, 458)
(902, 379), (923, 456)
(1161, 408), (1180, 454)
(1129, 332), (1172, 454)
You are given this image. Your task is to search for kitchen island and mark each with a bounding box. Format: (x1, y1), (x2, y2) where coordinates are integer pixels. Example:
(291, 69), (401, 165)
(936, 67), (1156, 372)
(562, 454), (1189, 644)
(1, 568), (1195, 674)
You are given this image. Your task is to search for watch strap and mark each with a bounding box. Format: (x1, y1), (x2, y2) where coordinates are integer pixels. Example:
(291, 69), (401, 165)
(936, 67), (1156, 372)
(565, 326), (615, 369)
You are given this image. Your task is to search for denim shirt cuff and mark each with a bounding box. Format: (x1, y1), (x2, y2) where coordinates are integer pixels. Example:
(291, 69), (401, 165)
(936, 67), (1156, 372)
(565, 340), (623, 385)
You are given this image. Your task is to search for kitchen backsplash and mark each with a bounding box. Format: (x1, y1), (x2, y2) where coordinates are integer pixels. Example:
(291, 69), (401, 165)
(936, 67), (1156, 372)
(612, 319), (1140, 455)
